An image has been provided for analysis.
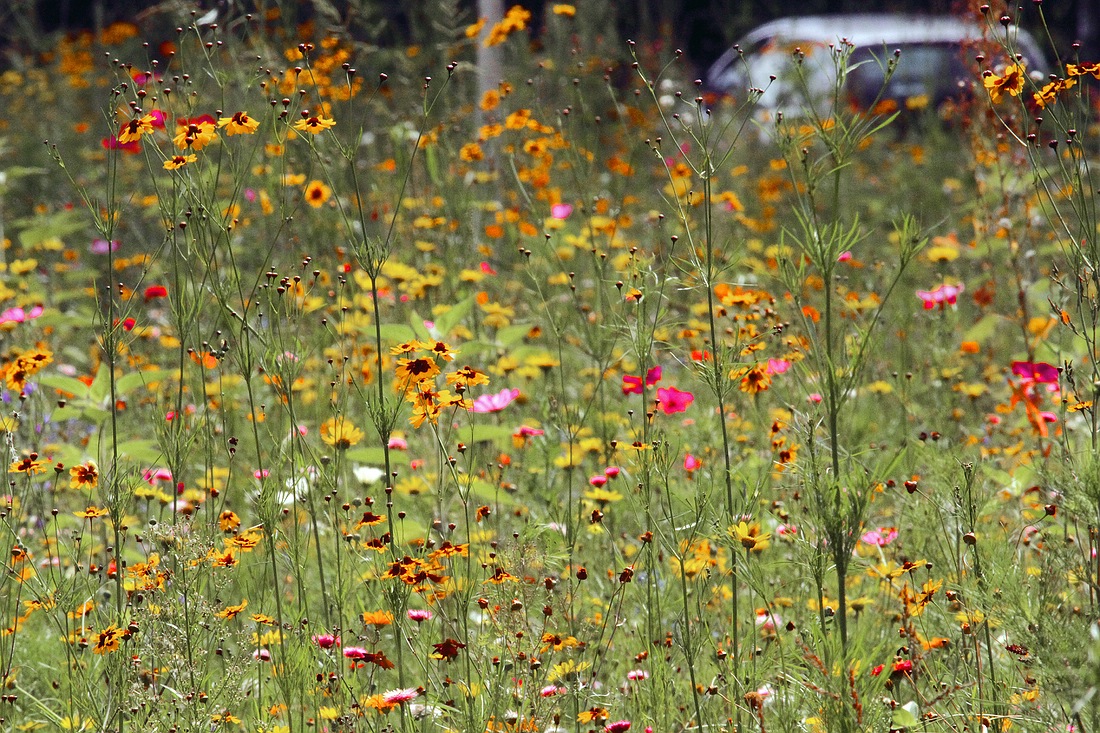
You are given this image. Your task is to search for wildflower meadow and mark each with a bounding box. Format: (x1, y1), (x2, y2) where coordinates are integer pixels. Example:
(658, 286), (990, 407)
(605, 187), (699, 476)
(1, 2), (1099, 731)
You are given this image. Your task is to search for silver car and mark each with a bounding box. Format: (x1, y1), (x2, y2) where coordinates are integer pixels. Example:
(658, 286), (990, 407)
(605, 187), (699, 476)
(706, 14), (1049, 117)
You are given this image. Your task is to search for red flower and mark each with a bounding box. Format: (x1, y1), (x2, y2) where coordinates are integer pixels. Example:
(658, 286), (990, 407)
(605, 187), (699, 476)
(144, 285), (168, 302)
(622, 365), (661, 394)
(102, 135), (141, 153)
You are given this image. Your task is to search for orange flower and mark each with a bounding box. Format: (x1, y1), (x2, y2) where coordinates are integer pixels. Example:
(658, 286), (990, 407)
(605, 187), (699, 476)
(983, 63), (1026, 103)
(74, 506), (109, 520)
(304, 180), (331, 208)
(92, 625), (123, 654)
(214, 599), (248, 619)
(293, 114), (336, 135)
(217, 111), (260, 135)
(69, 461), (99, 489)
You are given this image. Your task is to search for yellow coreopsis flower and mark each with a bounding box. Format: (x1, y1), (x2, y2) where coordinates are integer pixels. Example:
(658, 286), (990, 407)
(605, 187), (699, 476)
(320, 417), (363, 449)
(293, 114), (336, 135)
(217, 111), (260, 135)
(983, 63), (1026, 103)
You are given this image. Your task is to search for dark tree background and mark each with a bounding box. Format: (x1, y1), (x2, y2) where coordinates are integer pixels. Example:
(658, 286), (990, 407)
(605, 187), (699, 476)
(5, 0), (1096, 70)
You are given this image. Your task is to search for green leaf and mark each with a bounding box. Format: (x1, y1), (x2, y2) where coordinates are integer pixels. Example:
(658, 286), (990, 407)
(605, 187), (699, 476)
(408, 311), (433, 341)
(962, 314), (999, 345)
(434, 295), (474, 338)
(37, 374), (91, 399)
(116, 369), (173, 396)
(465, 424), (516, 443)
(378, 323), (418, 343)
(494, 323), (530, 347)
(344, 447), (409, 465)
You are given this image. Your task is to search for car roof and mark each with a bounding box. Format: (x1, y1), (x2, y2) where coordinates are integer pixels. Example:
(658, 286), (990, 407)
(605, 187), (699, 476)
(737, 14), (998, 47)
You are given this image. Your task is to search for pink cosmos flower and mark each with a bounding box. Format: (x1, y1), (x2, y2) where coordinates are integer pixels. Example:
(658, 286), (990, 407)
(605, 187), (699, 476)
(253, 649), (271, 661)
(540, 685), (564, 697)
(382, 687), (420, 705)
(472, 387), (520, 413)
(684, 454), (702, 473)
(343, 646), (368, 659)
(860, 526), (898, 547)
(91, 239), (121, 254)
(765, 358), (790, 375)
(622, 365), (662, 395)
(808, 393), (823, 404)
(513, 425), (545, 439)
(837, 250), (852, 262)
(917, 283), (963, 310)
(604, 466), (621, 478)
(407, 609), (433, 623)
(0, 305), (44, 325)
(626, 669), (649, 681)
(605, 721), (632, 733)
(1011, 360), (1059, 384)
(143, 467), (172, 484)
(388, 436), (408, 450)
(480, 261), (497, 274)
(589, 474), (608, 487)
(312, 634), (340, 649)
(776, 523), (798, 538)
(656, 386), (694, 414)
(551, 203), (573, 219)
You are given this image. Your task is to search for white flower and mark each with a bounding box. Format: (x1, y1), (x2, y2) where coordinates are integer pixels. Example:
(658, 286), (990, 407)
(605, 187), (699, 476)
(354, 465), (386, 485)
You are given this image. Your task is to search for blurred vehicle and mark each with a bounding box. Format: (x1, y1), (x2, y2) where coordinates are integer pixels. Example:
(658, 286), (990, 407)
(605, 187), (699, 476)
(705, 14), (1049, 119)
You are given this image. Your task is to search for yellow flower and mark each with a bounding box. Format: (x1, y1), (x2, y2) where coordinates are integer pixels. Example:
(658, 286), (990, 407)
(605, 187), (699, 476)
(304, 180), (331, 208)
(92, 624), (123, 654)
(163, 154), (196, 170)
(69, 461), (98, 489)
(293, 114), (336, 135)
(75, 506), (109, 520)
(172, 119), (218, 150)
(983, 63), (1026, 103)
(484, 5), (531, 47)
(320, 417), (363, 449)
(117, 113), (155, 144)
(730, 521), (770, 552)
(552, 4), (576, 16)
(217, 111), (261, 135)
(214, 599), (248, 620)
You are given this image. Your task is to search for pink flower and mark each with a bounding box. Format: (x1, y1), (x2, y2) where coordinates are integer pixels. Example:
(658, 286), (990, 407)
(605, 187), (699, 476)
(589, 474), (608, 487)
(407, 609), (433, 623)
(143, 467), (172, 484)
(684, 454), (702, 473)
(253, 649), (271, 661)
(382, 687), (420, 705)
(622, 365), (662, 395)
(472, 387), (520, 413)
(343, 646), (368, 659)
(808, 393), (823, 404)
(860, 526), (898, 547)
(605, 721), (631, 733)
(540, 685), (564, 697)
(102, 135), (141, 153)
(1011, 361), (1060, 384)
(626, 669), (649, 681)
(253, 469), (270, 479)
(480, 261), (497, 274)
(917, 283), (964, 310)
(91, 239), (120, 254)
(765, 358), (790, 375)
(0, 305), (44, 325)
(513, 425), (545, 439)
(551, 203), (573, 219)
(388, 436), (408, 450)
(837, 250), (852, 262)
(312, 634), (340, 649)
(656, 386), (694, 414)
(776, 524), (797, 538)
(604, 466), (621, 478)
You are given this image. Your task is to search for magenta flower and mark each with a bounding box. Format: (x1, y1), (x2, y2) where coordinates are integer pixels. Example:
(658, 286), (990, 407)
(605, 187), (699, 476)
(312, 634), (340, 649)
(388, 435), (408, 450)
(407, 609), (433, 623)
(605, 721), (632, 733)
(656, 386), (694, 414)
(860, 526), (898, 547)
(589, 474), (608, 487)
(513, 425), (545, 439)
(684, 454), (702, 473)
(765, 358), (790, 375)
(472, 387), (520, 413)
(917, 283), (964, 310)
(91, 239), (121, 254)
(551, 203), (573, 219)
(0, 305), (44, 325)
(603, 466), (621, 479)
(622, 365), (662, 395)
(1011, 360), (1060, 384)
(343, 646), (368, 659)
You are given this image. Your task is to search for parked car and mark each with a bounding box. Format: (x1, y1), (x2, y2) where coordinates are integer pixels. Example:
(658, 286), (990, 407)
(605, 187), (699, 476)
(705, 14), (1049, 118)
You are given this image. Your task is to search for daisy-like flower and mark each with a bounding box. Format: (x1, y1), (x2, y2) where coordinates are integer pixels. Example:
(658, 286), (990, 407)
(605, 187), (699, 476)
(916, 283), (963, 310)
(217, 111), (260, 135)
(172, 116), (218, 150)
(320, 417), (363, 449)
(293, 113), (336, 135)
(69, 461), (99, 489)
(117, 113), (156, 144)
(10, 455), (47, 474)
(983, 63), (1026, 103)
(163, 154), (196, 170)
(92, 625), (124, 655)
(304, 180), (331, 208)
